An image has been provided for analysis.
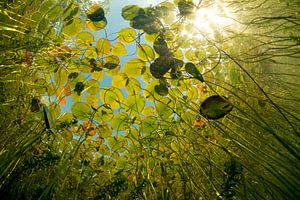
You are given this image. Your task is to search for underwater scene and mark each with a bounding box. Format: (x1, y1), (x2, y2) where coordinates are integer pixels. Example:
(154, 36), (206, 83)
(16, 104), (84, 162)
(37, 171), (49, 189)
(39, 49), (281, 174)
(0, 0), (299, 199)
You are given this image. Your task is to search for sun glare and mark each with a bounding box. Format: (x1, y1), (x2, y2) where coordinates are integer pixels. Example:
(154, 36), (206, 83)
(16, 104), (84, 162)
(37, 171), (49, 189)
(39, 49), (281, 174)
(185, 0), (234, 40)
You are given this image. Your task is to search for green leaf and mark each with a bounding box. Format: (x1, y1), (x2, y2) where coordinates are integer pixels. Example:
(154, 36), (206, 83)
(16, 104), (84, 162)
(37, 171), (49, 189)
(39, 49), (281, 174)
(117, 28), (136, 44)
(54, 68), (67, 87)
(130, 15), (161, 34)
(74, 82), (85, 95)
(137, 44), (155, 61)
(94, 105), (113, 123)
(150, 56), (172, 78)
(76, 32), (94, 48)
(85, 95), (98, 107)
(121, 5), (145, 20)
(154, 83), (169, 96)
(178, 0), (195, 17)
(112, 42), (127, 56)
(112, 73), (128, 88)
(185, 62), (204, 82)
(85, 79), (100, 95)
(87, 7), (105, 22)
(140, 116), (158, 135)
(71, 102), (91, 120)
(61, 129), (73, 142)
(86, 5), (107, 30)
(200, 95), (233, 120)
(125, 78), (141, 95)
(123, 58), (145, 77)
(123, 94), (145, 115)
(96, 38), (111, 56)
(49, 102), (61, 121)
(63, 18), (83, 37)
(111, 113), (130, 131)
(153, 37), (169, 56)
(100, 86), (124, 109)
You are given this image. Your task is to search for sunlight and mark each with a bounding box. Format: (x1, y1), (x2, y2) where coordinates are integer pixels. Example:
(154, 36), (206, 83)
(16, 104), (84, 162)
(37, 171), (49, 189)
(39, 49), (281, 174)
(185, 0), (234, 40)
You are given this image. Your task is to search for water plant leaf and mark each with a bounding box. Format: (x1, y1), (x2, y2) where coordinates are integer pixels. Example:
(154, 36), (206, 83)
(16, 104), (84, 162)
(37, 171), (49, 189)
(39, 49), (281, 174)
(178, 0), (195, 17)
(86, 5), (107, 30)
(112, 42), (126, 56)
(137, 44), (155, 61)
(87, 7), (105, 22)
(117, 28), (136, 44)
(71, 102), (90, 120)
(100, 86), (124, 109)
(153, 37), (169, 56)
(123, 58), (145, 77)
(121, 5), (145, 20)
(185, 62), (204, 82)
(154, 83), (169, 96)
(150, 56), (172, 78)
(123, 94), (145, 115)
(200, 95), (233, 120)
(96, 38), (111, 56)
(61, 129), (73, 142)
(74, 82), (85, 95)
(94, 105), (113, 123)
(76, 32), (94, 48)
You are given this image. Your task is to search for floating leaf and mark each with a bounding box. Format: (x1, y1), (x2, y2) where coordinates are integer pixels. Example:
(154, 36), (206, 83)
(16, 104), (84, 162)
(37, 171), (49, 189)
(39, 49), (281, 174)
(200, 95), (233, 120)
(85, 94), (98, 107)
(153, 37), (169, 56)
(117, 28), (136, 44)
(96, 38), (111, 56)
(86, 5), (107, 30)
(112, 42), (126, 56)
(74, 82), (85, 95)
(71, 102), (90, 120)
(76, 32), (94, 48)
(100, 87), (124, 109)
(61, 129), (73, 142)
(123, 94), (145, 115)
(112, 73), (128, 88)
(87, 7), (105, 22)
(150, 56), (172, 78)
(137, 44), (155, 61)
(125, 78), (141, 95)
(63, 18), (83, 37)
(154, 83), (169, 96)
(111, 113), (130, 131)
(123, 58), (145, 77)
(94, 105), (113, 123)
(185, 62), (204, 82)
(121, 5), (144, 20)
(178, 0), (195, 17)
(85, 79), (100, 95)
(54, 68), (67, 87)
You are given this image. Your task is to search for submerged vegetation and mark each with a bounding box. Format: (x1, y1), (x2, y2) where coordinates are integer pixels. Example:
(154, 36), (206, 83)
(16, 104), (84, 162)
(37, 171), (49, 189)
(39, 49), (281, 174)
(0, 0), (299, 199)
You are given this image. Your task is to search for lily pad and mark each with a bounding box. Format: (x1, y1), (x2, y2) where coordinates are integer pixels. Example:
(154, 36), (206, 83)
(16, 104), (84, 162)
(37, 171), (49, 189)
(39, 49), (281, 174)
(200, 95), (233, 120)
(185, 62), (204, 82)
